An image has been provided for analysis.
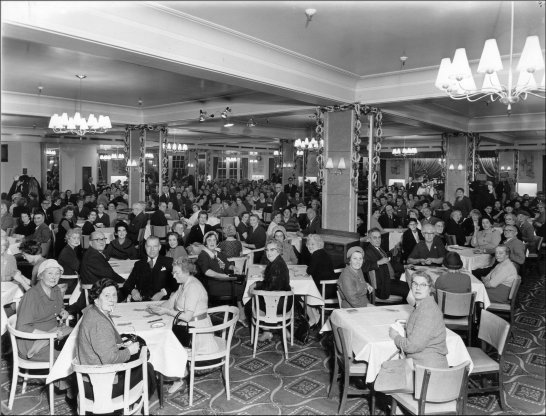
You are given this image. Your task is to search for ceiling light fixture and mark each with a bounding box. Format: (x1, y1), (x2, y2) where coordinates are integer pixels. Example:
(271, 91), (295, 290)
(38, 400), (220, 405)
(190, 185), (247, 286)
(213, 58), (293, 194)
(435, 1), (545, 113)
(247, 117), (256, 127)
(199, 110), (207, 122)
(392, 147), (418, 157)
(221, 107), (231, 119)
(49, 74), (112, 136)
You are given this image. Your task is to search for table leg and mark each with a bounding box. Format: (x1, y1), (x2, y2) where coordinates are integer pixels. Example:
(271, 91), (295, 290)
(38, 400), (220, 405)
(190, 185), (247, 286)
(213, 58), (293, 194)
(156, 371), (164, 408)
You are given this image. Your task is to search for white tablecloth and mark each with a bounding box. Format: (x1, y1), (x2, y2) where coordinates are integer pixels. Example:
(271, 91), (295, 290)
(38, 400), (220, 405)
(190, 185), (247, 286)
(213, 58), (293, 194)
(47, 301), (188, 383)
(401, 266), (490, 309)
(447, 246), (494, 271)
(286, 232), (303, 252)
(385, 229), (405, 251)
(110, 259), (139, 279)
(7, 236), (21, 255)
(329, 305), (473, 383)
(1, 281), (24, 335)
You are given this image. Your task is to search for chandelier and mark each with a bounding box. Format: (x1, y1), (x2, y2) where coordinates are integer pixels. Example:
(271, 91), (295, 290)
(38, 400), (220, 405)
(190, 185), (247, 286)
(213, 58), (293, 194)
(163, 141), (188, 152)
(435, 1), (545, 113)
(49, 75), (112, 136)
(392, 147), (417, 157)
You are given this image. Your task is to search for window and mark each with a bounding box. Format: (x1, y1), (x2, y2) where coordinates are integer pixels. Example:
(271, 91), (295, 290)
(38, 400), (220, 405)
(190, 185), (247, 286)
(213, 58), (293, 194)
(172, 155), (186, 181)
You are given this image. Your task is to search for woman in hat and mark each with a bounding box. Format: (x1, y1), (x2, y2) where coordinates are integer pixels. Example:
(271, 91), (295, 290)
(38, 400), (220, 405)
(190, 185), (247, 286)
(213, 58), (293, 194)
(218, 224), (243, 258)
(337, 246), (374, 308)
(15, 259), (72, 361)
(270, 225), (298, 265)
(434, 251), (471, 294)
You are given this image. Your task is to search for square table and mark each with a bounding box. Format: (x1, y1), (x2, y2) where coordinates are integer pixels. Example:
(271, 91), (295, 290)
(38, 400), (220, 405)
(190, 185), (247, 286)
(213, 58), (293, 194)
(329, 305), (473, 383)
(401, 266), (490, 309)
(47, 302), (188, 405)
(447, 246), (494, 271)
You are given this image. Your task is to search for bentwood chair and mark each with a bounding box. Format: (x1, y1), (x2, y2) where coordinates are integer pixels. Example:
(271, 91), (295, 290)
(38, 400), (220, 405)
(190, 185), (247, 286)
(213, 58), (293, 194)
(7, 315), (57, 415)
(187, 306), (238, 406)
(466, 309), (511, 409)
(72, 347), (149, 415)
(390, 361), (471, 415)
(320, 268), (342, 326)
(250, 289), (294, 359)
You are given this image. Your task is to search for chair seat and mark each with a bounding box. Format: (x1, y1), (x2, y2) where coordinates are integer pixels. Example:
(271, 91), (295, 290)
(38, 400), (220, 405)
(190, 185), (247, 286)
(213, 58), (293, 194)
(348, 361), (368, 375)
(194, 337), (227, 362)
(488, 303), (510, 311)
(17, 357), (52, 371)
(375, 295), (404, 304)
(392, 392), (458, 414)
(81, 380), (145, 413)
(467, 347), (499, 373)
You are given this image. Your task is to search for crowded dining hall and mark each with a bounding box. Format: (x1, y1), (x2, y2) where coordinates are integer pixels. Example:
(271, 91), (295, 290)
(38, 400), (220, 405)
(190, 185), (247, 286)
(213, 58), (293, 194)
(1, 1), (545, 414)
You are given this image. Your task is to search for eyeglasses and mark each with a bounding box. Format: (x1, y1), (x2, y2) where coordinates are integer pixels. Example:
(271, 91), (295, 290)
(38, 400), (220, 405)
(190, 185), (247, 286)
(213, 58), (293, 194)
(423, 232), (435, 235)
(411, 282), (430, 289)
(91, 238), (107, 242)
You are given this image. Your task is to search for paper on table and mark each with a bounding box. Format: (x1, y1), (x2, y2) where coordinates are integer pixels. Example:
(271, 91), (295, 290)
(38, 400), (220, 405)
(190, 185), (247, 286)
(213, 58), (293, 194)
(390, 321), (406, 337)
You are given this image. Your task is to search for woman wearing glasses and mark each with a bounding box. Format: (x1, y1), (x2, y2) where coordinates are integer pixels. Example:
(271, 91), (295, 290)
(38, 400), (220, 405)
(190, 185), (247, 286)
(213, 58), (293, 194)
(389, 272), (448, 368)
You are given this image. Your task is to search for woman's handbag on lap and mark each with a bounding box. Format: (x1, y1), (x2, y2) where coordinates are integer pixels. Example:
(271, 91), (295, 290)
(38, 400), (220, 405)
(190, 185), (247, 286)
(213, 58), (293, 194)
(374, 351), (414, 394)
(172, 311), (192, 348)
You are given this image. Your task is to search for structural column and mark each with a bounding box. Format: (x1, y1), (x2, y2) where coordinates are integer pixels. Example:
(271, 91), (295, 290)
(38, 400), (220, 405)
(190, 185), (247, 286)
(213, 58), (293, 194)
(444, 133), (470, 204)
(322, 110), (358, 232)
(281, 140), (295, 185)
(128, 128), (145, 206)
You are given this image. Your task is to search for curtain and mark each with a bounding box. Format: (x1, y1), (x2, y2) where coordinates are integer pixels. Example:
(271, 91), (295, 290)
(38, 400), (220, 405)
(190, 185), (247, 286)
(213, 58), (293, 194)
(411, 158), (442, 179)
(477, 156), (497, 179)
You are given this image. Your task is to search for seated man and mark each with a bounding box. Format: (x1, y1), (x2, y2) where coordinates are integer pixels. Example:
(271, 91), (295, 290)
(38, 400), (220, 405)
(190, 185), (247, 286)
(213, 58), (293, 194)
(150, 201), (169, 226)
(407, 223), (446, 266)
(80, 231), (125, 285)
(126, 202), (148, 244)
(299, 207), (321, 236)
(120, 236), (176, 301)
(378, 204), (402, 229)
(363, 227), (409, 300)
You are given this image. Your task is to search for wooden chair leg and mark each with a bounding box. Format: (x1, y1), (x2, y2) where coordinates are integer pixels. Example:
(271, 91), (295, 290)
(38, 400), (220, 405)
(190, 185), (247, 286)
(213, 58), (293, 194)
(8, 369), (18, 409)
(498, 370), (506, 410)
(391, 396), (398, 415)
(338, 365), (349, 414)
(225, 361), (231, 401)
(328, 358), (339, 399)
(282, 324), (289, 360)
(49, 382), (54, 415)
(370, 389), (376, 415)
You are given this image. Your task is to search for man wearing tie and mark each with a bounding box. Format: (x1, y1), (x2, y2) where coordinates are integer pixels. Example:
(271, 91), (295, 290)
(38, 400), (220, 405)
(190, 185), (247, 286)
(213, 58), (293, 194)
(120, 236), (176, 301)
(159, 185), (179, 211)
(272, 183), (288, 212)
(362, 228), (409, 300)
(80, 231), (125, 285)
(378, 205), (402, 229)
(284, 177), (298, 198)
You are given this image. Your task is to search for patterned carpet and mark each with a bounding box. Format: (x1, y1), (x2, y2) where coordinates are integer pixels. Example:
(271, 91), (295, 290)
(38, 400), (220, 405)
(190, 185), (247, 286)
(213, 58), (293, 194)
(1, 262), (544, 415)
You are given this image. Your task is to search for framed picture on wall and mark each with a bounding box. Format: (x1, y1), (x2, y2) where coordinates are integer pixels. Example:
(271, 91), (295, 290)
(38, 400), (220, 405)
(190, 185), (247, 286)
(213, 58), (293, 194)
(1, 144), (7, 162)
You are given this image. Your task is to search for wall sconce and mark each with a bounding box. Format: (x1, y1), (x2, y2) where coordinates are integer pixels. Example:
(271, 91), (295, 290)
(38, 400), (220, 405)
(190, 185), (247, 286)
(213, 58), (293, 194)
(282, 161), (294, 168)
(449, 163), (464, 171)
(220, 107), (231, 119)
(325, 157), (346, 175)
(127, 159), (138, 167)
(500, 166), (512, 172)
(457, 163), (463, 171)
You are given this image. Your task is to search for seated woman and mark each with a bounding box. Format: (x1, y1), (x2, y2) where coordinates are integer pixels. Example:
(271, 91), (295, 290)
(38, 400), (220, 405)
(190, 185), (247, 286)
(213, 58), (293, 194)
(462, 209), (483, 239)
(434, 220), (447, 245)
(106, 202), (118, 227)
(1, 234), (31, 290)
(270, 225), (298, 265)
(165, 231), (188, 260)
(369, 208), (385, 233)
(76, 278), (156, 399)
(19, 239), (46, 285)
(266, 210), (282, 237)
(246, 239), (293, 342)
(13, 210), (36, 237)
(165, 201), (180, 221)
(57, 228), (82, 293)
(104, 222), (138, 260)
(55, 205), (77, 256)
(16, 260), (72, 361)
(481, 245), (518, 303)
(196, 231), (246, 322)
(209, 196), (223, 218)
(94, 203), (110, 228)
(337, 246), (374, 308)
(81, 210), (97, 236)
(147, 257), (218, 394)
(471, 217), (501, 254)
(217, 224), (243, 258)
(445, 210), (466, 246)
(171, 221), (189, 246)
(389, 272), (448, 369)
(306, 234), (337, 297)
(434, 252), (471, 294)
(236, 211), (250, 242)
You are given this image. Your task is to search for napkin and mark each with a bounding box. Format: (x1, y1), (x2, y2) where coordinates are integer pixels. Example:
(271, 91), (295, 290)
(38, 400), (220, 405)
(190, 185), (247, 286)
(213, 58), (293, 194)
(390, 320), (406, 337)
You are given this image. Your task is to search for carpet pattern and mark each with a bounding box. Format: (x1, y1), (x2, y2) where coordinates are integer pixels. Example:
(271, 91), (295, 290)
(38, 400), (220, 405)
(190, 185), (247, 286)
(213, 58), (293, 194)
(1, 265), (544, 415)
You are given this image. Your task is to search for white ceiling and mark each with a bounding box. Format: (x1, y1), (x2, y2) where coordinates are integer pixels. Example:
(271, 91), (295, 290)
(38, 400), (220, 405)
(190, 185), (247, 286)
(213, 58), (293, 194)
(1, 0), (544, 152)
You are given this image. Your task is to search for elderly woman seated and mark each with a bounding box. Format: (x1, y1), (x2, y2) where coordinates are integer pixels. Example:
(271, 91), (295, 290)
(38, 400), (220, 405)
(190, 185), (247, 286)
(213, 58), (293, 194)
(16, 260), (72, 361)
(1, 234), (31, 290)
(18, 239), (46, 285)
(269, 225), (298, 265)
(337, 246), (373, 308)
(434, 251), (471, 294)
(471, 217), (501, 254)
(480, 245), (518, 304)
(305, 234), (337, 295)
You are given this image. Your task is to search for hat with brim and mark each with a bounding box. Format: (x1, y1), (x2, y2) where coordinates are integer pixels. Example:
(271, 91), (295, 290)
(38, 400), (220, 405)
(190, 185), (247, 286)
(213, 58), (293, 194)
(37, 259), (64, 276)
(203, 230), (219, 244)
(443, 251), (463, 270)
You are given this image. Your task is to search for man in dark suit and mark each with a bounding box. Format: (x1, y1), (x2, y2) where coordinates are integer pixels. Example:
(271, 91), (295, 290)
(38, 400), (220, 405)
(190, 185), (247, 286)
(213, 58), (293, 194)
(150, 201), (168, 226)
(406, 176), (420, 196)
(186, 211), (213, 246)
(272, 183), (288, 212)
(378, 204), (402, 229)
(127, 202), (148, 244)
(300, 208), (321, 236)
(83, 176), (96, 196)
(284, 177), (298, 198)
(158, 185), (179, 211)
(401, 218), (424, 262)
(362, 227), (408, 300)
(79, 231), (125, 285)
(120, 236), (177, 301)
(24, 211), (52, 245)
(34, 199), (54, 225)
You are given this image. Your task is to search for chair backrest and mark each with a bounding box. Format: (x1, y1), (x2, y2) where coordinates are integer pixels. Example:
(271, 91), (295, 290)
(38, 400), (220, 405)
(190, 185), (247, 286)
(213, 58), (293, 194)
(508, 275), (521, 304)
(446, 234), (457, 246)
(251, 289), (294, 323)
(414, 361), (470, 406)
(188, 305), (239, 361)
(6, 315), (56, 369)
(478, 309), (511, 355)
(336, 290), (343, 308)
(53, 208), (64, 225)
(437, 289), (476, 318)
(72, 346), (148, 415)
(263, 212), (272, 223)
(81, 284), (93, 306)
(321, 279), (339, 305)
(81, 234), (90, 249)
(151, 225), (168, 238)
(330, 320), (351, 368)
(137, 228), (146, 243)
(220, 216), (235, 228)
(367, 270), (378, 290)
(61, 274), (79, 303)
(229, 256), (247, 275)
